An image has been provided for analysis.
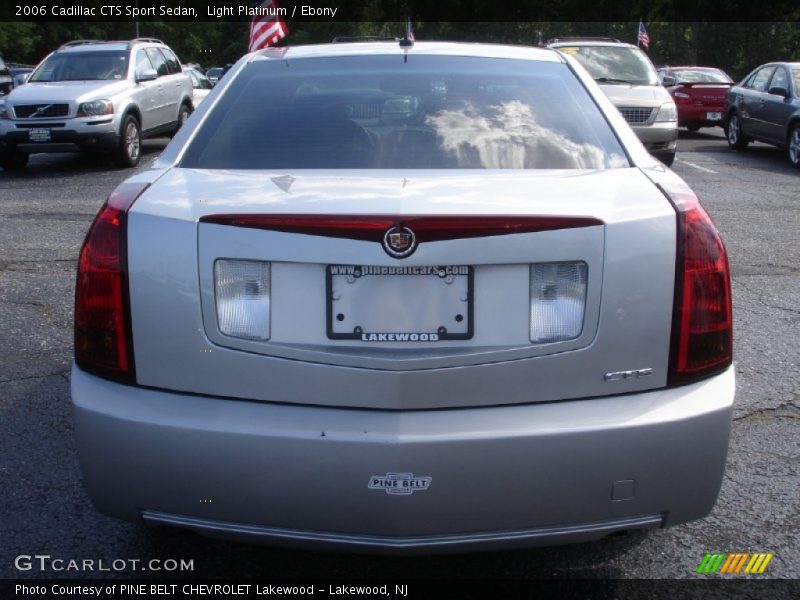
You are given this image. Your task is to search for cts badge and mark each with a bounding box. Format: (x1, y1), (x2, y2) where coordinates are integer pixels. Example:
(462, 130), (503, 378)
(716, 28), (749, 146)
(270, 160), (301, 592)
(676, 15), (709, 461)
(368, 472), (432, 495)
(382, 225), (417, 258)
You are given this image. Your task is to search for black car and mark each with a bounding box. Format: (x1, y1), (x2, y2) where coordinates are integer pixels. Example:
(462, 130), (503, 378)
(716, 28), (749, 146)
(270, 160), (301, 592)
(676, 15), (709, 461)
(725, 61), (800, 167)
(0, 55), (12, 95)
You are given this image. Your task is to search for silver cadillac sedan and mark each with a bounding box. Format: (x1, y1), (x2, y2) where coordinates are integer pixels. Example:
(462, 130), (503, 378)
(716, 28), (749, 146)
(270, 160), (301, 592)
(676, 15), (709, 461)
(72, 41), (734, 553)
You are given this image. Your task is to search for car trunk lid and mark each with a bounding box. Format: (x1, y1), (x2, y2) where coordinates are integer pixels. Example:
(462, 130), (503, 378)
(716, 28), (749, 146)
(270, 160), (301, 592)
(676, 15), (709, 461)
(126, 167), (677, 409)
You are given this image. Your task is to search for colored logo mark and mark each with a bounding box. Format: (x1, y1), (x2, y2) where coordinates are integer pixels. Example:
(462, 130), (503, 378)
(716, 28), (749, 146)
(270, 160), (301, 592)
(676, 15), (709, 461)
(697, 552), (774, 574)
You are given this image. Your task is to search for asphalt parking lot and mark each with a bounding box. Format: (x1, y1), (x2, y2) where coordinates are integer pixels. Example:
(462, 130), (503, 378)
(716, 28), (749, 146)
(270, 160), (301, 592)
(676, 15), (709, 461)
(1, 130), (798, 581)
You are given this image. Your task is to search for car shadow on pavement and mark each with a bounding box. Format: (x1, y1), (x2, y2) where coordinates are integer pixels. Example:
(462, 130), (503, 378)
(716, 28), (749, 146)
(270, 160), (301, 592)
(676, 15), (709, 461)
(0, 139), (168, 179)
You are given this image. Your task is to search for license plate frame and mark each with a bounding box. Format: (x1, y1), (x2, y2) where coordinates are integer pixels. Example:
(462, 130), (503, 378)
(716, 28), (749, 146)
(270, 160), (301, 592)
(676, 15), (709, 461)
(28, 128), (52, 142)
(326, 265), (474, 341)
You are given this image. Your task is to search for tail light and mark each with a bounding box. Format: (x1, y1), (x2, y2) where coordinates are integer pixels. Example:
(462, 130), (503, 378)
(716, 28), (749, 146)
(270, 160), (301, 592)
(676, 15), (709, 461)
(74, 182), (149, 383)
(673, 90), (692, 104)
(661, 183), (732, 386)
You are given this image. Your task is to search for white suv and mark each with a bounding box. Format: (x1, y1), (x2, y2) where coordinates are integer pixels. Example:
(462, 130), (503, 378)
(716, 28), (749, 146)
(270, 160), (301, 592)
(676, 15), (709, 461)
(548, 38), (678, 166)
(0, 38), (193, 170)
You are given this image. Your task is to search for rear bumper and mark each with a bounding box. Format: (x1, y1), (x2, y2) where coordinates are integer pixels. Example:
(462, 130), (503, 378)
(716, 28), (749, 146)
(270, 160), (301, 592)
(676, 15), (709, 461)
(677, 105), (727, 127)
(71, 365), (734, 554)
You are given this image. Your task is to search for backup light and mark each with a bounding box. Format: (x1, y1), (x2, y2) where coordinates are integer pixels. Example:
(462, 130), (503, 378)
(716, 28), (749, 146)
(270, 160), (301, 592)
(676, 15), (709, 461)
(530, 262), (587, 343)
(214, 260), (271, 340)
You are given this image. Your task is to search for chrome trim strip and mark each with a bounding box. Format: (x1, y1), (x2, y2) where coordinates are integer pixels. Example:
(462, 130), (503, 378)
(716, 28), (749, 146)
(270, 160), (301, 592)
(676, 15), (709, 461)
(142, 510), (663, 552)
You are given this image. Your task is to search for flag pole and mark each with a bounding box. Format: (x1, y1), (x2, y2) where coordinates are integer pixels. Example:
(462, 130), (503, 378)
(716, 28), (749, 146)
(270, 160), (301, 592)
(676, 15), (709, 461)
(636, 19), (641, 47)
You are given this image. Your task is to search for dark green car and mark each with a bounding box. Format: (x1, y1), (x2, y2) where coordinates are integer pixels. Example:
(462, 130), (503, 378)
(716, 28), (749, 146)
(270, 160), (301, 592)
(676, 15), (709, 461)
(725, 62), (800, 167)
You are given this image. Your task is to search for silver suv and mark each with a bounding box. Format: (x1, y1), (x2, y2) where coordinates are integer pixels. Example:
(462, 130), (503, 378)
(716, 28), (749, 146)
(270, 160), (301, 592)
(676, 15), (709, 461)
(548, 38), (678, 166)
(0, 39), (193, 170)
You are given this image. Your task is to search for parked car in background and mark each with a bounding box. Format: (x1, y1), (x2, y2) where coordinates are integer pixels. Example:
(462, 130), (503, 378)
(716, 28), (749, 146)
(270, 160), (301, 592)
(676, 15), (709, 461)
(185, 67), (213, 106)
(0, 55), (12, 95)
(0, 38), (193, 170)
(206, 66), (223, 85)
(658, 66), (733, 132)
(725, 61), (800, 167)
(71, 42), (734, 553)
(9, 67), (34, 88)
(549, 38), (678, 166)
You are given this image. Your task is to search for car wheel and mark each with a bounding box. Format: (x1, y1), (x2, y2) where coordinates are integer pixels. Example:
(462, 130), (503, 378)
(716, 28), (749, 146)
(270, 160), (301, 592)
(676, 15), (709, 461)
(726, 112), (748, 151)
(656, 152), (675, 167)
(788, 123), (800, 168)
(0, 148), (29, 170)
(115, 115), (141, 168)
(686, 124), (700, 133)
(170, 103), (192, 137)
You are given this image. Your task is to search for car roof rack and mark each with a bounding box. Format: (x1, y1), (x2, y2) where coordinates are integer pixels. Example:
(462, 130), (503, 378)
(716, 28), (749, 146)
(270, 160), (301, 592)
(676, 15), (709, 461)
(331, 36), (399, 43)
(58, 38), (165, 52)
(58, 40), (106, 50)
(548, 37), (621, 44)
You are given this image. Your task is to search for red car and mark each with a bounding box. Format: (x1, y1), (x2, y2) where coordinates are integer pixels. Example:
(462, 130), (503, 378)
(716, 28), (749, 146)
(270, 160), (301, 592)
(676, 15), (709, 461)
(658, 66), (734, 131)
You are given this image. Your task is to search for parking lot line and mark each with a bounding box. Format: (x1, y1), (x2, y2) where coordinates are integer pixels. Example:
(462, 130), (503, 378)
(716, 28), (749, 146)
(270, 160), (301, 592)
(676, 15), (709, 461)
(677, 159), (718, 174)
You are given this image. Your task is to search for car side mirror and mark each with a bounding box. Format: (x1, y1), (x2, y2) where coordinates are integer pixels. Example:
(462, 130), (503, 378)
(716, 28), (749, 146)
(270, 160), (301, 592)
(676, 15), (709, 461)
(136, 69), (158, 83)
(661, 75), (677, 87)
(768, 86), (789, 98)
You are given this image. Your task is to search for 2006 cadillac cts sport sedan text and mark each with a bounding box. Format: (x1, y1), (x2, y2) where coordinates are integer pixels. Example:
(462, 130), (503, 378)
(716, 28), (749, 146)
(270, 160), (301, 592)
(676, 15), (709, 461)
(71, 42), (734, 553)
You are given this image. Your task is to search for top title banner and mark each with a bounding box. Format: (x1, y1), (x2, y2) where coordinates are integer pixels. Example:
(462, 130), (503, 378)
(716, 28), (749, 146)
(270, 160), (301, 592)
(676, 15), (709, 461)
(3, 0), (799, 22)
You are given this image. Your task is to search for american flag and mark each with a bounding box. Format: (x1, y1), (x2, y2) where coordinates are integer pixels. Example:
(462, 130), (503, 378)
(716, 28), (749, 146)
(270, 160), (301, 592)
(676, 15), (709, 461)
(637, 20), (650, 50)
(405, 18), (415, 42)
(248, 0), (288, 52)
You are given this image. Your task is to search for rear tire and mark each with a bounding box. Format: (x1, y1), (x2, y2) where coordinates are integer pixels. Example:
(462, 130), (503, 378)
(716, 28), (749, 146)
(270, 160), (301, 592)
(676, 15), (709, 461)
(115, 115), (141, 168)
(787, 123), (800, 168)
(169, 103), (192, 138)
(0, 148), (29, 170)
(726, 112), (749, 151)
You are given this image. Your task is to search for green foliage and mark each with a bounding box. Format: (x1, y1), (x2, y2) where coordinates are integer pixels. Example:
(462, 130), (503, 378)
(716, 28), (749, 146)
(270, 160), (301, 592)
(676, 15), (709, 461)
(1, 20), (798, 77)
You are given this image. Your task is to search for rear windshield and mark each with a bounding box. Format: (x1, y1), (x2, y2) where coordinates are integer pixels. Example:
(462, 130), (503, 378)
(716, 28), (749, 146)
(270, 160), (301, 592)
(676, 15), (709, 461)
(671, 69), (731, 83)
(181, 55), (628, 170)
(29, 50), (129, 82)
(557, 46), (659, 86)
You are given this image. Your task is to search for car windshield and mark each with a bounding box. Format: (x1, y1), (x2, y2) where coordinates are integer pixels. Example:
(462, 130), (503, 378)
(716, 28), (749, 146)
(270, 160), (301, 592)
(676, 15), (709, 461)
(207, 68), (223, 77)
(29, 51), (129, 82)
(793, 68), (800, 96)
(557, 45), (659, 85)
(671, 69), (731, 83)
(181, 54), (629, 170)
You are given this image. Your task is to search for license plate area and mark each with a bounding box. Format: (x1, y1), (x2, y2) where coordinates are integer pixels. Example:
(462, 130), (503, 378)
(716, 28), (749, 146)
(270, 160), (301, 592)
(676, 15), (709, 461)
(327, 265), (473, 341)
(28, 128), (52, 142)
(706, 111), (722, 121)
